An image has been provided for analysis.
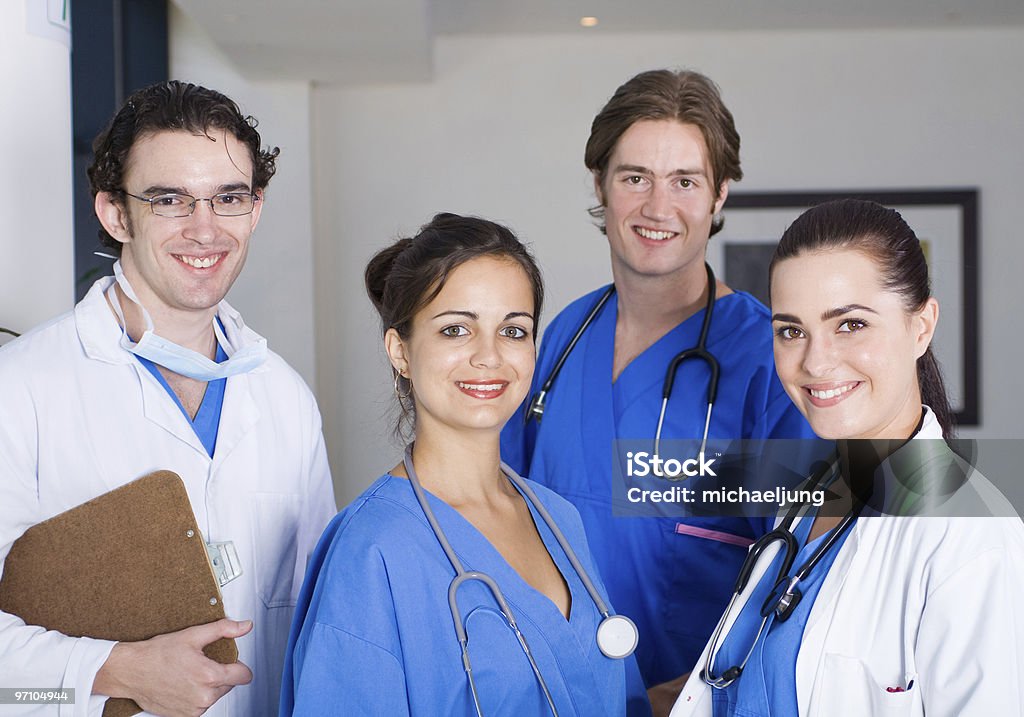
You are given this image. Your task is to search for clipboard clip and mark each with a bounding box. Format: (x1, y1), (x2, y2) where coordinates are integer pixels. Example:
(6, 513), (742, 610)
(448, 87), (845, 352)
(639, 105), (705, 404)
(205, 541), (243, 587)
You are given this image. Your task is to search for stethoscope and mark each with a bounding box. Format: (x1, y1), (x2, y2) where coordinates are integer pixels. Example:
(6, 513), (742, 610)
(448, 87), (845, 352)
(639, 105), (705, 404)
(402, 446), (639, 717)
(525, 263), (721, 461)
(702, 458), (860, 689)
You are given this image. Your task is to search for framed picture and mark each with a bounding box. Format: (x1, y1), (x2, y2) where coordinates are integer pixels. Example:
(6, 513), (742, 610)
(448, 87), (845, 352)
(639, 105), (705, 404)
(706, 189), (979, 427)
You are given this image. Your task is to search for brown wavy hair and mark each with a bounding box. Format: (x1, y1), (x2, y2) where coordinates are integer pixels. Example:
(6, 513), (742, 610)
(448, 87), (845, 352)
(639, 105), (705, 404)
(585, 69), (743, 236)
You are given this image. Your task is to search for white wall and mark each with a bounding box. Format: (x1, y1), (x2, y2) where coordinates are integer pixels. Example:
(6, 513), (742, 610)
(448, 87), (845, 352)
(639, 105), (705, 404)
(313, 27), (1024, 504)
(170, 5), (318, 388)
(0, 1), (73, 337)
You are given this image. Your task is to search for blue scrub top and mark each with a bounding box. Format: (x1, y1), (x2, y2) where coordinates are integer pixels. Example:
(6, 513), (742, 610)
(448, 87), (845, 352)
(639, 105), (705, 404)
(710, 514), (855, 717)
(282, 473), (652, 716)
(134, 342), (228, 457)
(502, 286), (816, 687)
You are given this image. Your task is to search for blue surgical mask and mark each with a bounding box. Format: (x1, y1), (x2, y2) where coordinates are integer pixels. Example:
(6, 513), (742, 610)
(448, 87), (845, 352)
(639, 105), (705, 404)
(108, 261), (267, 381)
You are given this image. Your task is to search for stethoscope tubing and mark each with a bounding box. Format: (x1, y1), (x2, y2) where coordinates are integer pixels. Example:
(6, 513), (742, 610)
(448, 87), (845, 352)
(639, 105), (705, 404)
(703, 458), (859, 689)
(508, 470), (615, 619)
(526, 284), (615, 423)
(401, 445), (636, 716)
(404, 445), (615, 621)
(403, 446), (560, 716)
(528, 263), (722, 464)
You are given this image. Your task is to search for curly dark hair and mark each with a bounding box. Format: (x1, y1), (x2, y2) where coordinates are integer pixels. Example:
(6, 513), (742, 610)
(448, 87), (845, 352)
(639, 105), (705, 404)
(87, 80), (279, 255)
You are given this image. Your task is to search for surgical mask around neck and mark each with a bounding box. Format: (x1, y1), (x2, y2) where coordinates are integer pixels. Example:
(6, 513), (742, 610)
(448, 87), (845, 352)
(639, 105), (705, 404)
(108, 261), (267, 381)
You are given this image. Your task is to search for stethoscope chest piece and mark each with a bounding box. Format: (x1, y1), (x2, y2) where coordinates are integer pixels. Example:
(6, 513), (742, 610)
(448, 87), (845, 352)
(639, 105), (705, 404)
(761, 576), (804, 622)
(596, 614), (639, 659)
(402, 445), (637, 716)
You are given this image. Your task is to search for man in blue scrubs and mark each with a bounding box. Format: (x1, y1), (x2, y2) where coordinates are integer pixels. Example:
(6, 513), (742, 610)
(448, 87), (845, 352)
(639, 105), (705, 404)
(501, 69), (814, 714)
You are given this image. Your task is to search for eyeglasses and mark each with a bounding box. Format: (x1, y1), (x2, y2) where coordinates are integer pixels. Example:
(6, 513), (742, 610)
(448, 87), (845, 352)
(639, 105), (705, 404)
(123, 191), (259, 218)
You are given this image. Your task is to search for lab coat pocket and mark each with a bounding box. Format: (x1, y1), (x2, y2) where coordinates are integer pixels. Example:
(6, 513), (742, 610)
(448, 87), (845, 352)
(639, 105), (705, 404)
(250, 492), (302, 608)
(817, 653), (919, 717)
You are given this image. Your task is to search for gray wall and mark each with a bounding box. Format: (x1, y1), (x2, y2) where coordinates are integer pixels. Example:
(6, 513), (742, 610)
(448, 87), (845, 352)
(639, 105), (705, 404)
(1, 2), (73, 336)
(311, 28), (1024, 504)
(9, 15), (1019, 506)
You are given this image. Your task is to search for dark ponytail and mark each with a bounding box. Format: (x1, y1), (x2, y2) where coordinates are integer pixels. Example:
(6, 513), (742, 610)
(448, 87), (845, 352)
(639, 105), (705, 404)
(916, 348), (954, 440)
(770, 199), (955, 441)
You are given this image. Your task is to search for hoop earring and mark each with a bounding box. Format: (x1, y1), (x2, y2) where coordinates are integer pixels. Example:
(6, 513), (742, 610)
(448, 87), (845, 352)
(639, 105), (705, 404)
(394, 372), (413, 400)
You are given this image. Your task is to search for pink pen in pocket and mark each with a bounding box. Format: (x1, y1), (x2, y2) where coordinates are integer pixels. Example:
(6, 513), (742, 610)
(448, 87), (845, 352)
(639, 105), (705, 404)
(674, 523), (755, 548)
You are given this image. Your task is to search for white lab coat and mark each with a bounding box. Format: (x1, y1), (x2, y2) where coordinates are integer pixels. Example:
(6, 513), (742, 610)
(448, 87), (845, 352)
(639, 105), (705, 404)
(0, 278), (337, 716)
(671, 410), (1024, 717)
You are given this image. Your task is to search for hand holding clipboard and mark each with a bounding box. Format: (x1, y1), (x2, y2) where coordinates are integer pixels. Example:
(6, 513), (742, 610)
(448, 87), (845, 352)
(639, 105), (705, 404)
(0, 471), (247, 717)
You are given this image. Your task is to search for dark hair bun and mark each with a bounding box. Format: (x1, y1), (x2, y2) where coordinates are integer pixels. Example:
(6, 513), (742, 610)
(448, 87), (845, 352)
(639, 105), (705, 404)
(364, 237), (414, 315)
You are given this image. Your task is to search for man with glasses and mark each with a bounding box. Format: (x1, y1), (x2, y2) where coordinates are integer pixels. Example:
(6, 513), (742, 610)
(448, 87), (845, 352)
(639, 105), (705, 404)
(0, 81), (335, 716)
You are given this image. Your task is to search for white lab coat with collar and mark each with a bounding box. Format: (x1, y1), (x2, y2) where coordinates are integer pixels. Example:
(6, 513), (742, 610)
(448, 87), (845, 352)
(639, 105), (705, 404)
(671, 410), (1024, 717)
(0, 277), (336, 717)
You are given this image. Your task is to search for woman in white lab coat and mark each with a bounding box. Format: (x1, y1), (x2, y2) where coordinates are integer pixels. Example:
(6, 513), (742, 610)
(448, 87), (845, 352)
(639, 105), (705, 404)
(672, 199), (1024, 717)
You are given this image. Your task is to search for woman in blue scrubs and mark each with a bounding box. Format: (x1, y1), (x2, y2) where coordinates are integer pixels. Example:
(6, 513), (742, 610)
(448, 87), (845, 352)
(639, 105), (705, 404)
(672, 199), (1024, 716)
(282, 213), (650, 716)
(501, 70), (814, 710)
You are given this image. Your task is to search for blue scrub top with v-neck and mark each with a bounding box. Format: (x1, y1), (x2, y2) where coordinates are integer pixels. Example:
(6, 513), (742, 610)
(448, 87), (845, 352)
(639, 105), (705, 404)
(502, 285), (816, 687)
(710, 513), (856, 717)
(282, 473), (651, 716)
(133, 342), (228, 457)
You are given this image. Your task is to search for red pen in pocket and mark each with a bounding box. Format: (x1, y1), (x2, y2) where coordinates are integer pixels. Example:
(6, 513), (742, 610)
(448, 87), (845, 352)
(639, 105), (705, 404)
(886, 679), (915, 693)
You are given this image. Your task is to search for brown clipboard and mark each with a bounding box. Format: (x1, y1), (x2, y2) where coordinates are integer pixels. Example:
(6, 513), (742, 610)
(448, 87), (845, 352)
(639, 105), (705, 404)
(0, 471), (238, 717)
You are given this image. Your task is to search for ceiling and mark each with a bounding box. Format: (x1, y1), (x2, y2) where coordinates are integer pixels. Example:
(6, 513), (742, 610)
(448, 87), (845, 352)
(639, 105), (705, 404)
(172, 0), (1024, 85)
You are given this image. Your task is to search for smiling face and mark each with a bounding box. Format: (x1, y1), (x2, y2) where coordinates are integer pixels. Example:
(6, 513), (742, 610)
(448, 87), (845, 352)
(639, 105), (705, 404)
(385, 256), (537, 440)
(95, 129), (262, 327)
(596, 119), (727, 284)
(770, 249), (938, 441)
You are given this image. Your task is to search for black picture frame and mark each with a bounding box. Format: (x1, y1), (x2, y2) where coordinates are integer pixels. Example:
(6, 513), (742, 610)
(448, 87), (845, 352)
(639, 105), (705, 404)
(708, 189), (979, 427)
